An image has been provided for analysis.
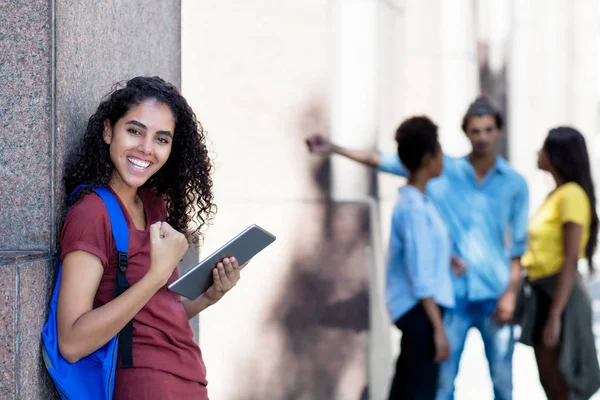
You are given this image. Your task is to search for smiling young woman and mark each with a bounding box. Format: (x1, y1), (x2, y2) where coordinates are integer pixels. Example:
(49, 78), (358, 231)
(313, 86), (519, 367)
(57, 76), (242, 399)
(102, 100), (175, 196)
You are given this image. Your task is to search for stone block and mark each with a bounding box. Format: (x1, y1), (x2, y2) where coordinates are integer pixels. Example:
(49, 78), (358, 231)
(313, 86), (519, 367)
(0, 261), (16, 400)
(17, 257), (57, 399)
(0, 1), (53, 251)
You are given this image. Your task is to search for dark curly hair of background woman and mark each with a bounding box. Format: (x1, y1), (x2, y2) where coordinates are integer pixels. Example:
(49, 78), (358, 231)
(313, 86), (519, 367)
(64, 76), (216, 244)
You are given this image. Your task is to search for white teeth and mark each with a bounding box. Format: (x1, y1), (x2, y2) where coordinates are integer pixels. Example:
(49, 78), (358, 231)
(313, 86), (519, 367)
(127, 157), (150, 169)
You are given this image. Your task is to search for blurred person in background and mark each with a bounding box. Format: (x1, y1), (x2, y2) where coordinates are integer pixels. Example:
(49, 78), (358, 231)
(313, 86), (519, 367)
(516, 127), (600, 400)
(384, 116), (454, 400)
(306, 97), (529, 400)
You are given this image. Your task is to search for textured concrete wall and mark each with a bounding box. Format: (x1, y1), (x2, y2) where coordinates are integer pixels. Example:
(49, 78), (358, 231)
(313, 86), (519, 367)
(0, 1), (181, 398)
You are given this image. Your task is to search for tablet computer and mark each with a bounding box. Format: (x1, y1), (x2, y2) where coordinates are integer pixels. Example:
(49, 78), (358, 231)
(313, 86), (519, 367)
(168, 224), (276, 299)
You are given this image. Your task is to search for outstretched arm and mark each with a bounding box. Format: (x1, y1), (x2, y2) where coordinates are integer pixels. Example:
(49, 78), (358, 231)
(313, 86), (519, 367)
(305, 133), (408, 176)
(305, 134), (380, 167)
(58, 222), (189, 363)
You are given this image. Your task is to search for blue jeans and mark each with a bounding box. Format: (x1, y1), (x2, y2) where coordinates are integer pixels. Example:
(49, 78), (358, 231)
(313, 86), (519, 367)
(435, 299), (515, 400)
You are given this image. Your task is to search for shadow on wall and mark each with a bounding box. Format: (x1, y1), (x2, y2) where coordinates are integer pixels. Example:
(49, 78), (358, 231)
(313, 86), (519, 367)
(253, 99), (370, 399)
(268, 204), (370, 400)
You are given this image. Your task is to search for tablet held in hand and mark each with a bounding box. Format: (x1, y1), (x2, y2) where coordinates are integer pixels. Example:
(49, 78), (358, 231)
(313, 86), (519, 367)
(168, 224), (276, 299)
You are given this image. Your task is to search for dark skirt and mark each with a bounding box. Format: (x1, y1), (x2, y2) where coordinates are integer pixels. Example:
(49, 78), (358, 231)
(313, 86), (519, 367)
(530, 284), (553, 346)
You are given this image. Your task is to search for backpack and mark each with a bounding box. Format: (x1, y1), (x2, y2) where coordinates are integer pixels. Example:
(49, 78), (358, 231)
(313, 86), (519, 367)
(41, 186), (134, 400)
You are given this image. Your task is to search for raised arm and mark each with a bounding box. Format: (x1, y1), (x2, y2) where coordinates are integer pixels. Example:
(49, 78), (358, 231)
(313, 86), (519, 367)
(57, 222), (188, 363)
(305, 133), (408, 176)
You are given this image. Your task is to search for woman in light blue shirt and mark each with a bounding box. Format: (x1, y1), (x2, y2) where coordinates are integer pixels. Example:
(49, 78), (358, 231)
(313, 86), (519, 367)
(386, 116), (454, 400)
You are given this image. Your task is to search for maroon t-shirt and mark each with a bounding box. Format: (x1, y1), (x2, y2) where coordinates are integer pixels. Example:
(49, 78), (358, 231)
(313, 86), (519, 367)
(60, 188), (208, 387)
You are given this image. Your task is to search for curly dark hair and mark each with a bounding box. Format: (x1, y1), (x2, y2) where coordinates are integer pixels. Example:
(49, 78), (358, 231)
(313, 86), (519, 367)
(395, 116), (440, 173)
(64, 76), (216, 243)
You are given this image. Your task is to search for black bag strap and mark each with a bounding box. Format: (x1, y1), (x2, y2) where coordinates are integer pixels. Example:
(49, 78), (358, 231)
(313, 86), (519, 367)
(115, 251), (133, 368)
(91, 186), (134, 369)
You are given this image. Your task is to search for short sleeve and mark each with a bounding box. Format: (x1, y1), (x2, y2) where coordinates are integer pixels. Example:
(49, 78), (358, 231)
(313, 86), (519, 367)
(509, 175), (529, 258)
(559, 183), (590, 226)
(60, 193), (113, 270)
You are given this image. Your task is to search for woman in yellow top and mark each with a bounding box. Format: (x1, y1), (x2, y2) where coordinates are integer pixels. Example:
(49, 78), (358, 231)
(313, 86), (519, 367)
(520, 127), (600, 399)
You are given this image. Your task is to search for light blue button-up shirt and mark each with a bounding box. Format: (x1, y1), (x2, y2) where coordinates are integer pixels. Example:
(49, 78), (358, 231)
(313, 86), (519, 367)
(386, 185), (455, 323)
(380, 153), (529, 302)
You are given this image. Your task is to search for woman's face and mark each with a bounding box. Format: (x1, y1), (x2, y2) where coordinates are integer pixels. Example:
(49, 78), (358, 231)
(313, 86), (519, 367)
(429, 148), (444, 178)
(537, 146), (551, 172)
(103, 99), (175, 191)
(423, 142), (444, 178)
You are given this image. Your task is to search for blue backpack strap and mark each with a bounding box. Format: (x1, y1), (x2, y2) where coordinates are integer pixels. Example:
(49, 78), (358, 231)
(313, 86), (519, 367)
(92, 188), (129, 253)
(92, 187), (134, 369)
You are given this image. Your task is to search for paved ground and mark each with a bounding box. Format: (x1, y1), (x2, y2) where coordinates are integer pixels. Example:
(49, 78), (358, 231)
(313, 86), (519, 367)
(454, 271), (600, 400)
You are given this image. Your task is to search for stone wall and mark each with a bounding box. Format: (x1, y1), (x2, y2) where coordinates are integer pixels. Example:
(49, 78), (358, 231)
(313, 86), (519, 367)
(0, 1), (181, 398)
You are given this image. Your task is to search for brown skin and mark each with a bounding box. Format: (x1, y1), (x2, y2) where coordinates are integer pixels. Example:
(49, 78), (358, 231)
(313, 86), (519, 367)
(532, 147), (582, 400)
(57, 101), (241, 363)
(407, 146), (443, 192)
(463, 115), (500, 181)
(492, 259), (521, 325)
(305, 135), (381, 167)
(408, 146), (450, 362)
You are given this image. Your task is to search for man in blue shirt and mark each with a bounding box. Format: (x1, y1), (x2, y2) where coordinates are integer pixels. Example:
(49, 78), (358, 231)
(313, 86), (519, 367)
(306, 97), (529, 400)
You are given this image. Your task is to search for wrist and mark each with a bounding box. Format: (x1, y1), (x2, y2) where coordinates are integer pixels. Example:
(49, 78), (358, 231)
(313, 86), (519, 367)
(145, 267), (170, 288)
(433, 325), (445, 334)
(548, 310), (562, 321)
(330, 143), (342, 155)
(432, 319), (445, 331)
(200, 292), (219, 306)
(502, 286), (518, 298)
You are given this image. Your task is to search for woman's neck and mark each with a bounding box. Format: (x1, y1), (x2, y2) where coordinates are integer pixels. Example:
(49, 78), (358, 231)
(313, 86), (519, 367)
(109, 178), (139, 208)
(407, 170), (430, 193)
(550, 169), (566, 188)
